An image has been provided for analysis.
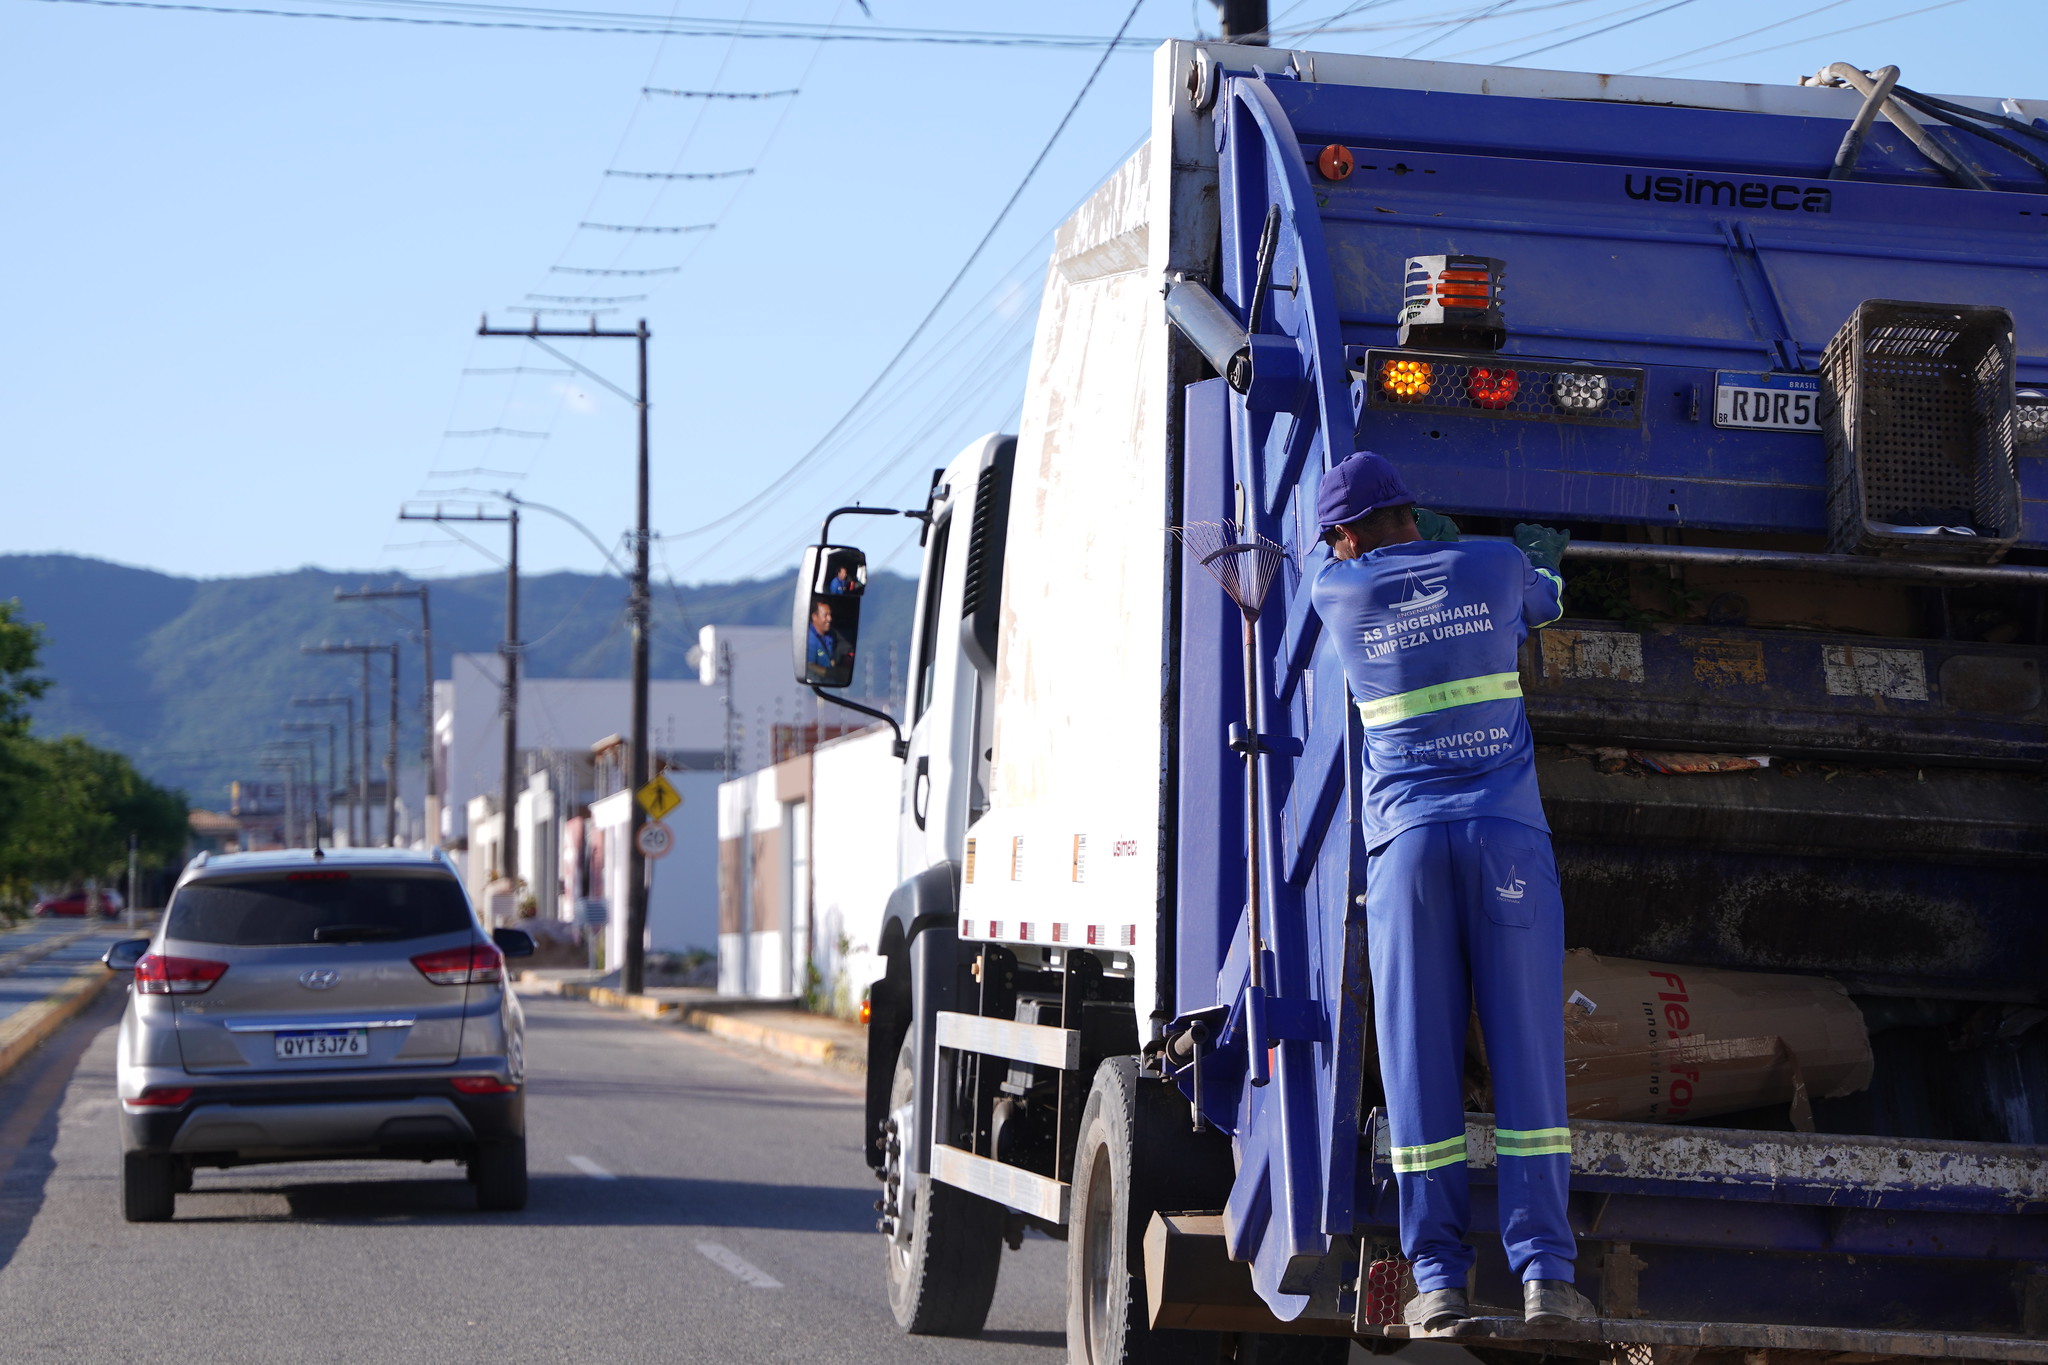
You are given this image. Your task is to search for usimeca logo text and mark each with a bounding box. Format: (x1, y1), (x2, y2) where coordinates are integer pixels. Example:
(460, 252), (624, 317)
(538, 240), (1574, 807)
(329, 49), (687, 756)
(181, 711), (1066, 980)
(1624, 174), (1832, 213)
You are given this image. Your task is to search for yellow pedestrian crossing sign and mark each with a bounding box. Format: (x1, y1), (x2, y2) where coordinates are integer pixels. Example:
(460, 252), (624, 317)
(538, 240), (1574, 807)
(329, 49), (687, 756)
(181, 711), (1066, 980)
(637, 773), (682, 820)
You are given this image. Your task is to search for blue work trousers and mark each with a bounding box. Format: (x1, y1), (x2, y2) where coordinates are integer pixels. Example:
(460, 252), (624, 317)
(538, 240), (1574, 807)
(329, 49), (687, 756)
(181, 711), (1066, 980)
(1366, 817), (1576, 1291)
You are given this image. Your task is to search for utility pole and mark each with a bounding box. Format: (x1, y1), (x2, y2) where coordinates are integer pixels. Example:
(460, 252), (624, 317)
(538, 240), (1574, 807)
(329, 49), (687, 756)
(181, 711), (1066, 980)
(1212, 0), (1267, 42)
(267, 739), (319, 846)
(337, 584), (439, 846)
(304, 643), (398, 845)
(398, 504), (518, 879)
(294, 695), (357, 844)
(477, 313), (652, 994)
(283, 721), (337, 846)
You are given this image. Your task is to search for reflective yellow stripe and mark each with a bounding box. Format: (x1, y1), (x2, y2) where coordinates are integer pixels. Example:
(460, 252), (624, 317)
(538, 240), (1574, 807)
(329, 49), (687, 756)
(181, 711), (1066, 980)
(1532, 569), (1565, 628)
(1495, 1126), (1572, 1157)
(1390, 1134), (1468, 1174)
(1355, 672), (1522, 728)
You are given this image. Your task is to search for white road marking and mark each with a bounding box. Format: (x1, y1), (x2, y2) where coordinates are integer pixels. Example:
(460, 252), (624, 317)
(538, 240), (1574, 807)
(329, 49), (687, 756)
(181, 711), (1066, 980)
(566, 1155), (616, 1180)
(695, 1241), (783, 1288)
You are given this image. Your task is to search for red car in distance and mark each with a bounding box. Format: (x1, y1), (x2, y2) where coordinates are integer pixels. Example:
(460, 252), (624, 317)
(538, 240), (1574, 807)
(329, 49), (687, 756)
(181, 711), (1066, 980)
(33, 889), (123, 918)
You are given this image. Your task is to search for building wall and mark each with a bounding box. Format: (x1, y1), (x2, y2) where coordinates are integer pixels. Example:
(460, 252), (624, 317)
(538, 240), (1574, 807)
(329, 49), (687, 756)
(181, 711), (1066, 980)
(715, 724), (900, 1010)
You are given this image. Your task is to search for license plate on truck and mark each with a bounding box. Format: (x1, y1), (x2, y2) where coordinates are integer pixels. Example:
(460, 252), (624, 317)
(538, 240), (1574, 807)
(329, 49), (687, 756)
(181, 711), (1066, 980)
(1714, 371), (1820, 432)
(274, 1029), (369, 1060)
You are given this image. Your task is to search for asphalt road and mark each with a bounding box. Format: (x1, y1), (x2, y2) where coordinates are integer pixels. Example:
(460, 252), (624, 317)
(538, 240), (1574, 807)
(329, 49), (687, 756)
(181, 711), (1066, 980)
(0, 988), (1075, 1364)
(0, 986), (1433, 1364)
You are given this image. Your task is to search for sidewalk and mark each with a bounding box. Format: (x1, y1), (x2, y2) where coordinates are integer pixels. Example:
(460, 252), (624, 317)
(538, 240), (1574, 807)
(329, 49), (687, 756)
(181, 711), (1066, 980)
(0, 922), (137, 1082)
(516, 971), (867, 1076)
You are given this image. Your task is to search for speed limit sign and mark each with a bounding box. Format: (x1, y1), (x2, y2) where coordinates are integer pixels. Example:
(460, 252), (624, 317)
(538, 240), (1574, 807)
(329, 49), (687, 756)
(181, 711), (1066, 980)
(636, 820), (675, 860)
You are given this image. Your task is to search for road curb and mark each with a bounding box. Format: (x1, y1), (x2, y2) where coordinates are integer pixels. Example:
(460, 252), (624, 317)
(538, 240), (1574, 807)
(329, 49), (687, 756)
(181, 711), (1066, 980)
(0, 965), (115, 1084)
(553, 981), (865, 1076)
(0, 924), (108, 979)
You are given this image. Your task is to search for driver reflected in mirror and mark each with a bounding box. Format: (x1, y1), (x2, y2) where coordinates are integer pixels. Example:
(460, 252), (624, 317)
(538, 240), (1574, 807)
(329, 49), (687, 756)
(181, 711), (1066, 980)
(822, 550), (866, 597)
(805, 595), (857, 685)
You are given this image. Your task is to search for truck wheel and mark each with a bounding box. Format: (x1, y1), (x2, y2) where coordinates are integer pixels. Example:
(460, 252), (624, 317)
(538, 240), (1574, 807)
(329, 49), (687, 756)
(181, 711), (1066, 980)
(122, 1152), (176, 1223)
(471, 1138), (528, 1212)
(882, 1038), (1004, 1335)
(1067, 1057), (1233, 1365)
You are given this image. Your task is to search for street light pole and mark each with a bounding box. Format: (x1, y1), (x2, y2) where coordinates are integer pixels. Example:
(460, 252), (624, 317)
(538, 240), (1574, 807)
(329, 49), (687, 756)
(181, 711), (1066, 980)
(337, 585), (439, 847)
(294, 695), (357, 844)
(282, 721), (337, 846)
(304, 643), (399, 846)
(396, 505), (518, 879)
(476, 314), (652, 994)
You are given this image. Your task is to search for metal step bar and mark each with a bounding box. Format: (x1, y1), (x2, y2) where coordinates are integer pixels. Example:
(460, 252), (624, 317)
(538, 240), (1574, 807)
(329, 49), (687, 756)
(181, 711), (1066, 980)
(931, 1143), (1070, 1223)
(934, 1010), (1081, 1070)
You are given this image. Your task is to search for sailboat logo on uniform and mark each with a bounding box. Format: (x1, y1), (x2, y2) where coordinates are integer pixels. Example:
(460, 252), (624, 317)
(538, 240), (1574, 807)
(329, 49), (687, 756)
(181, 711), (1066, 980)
(1389, 572), (1449, 613)
(1495, 870), (1527, 902)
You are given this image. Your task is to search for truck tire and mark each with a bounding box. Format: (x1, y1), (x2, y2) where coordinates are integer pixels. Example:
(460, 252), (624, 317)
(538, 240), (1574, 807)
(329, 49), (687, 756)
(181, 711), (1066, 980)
(883, 1038), (1004, 1335)
(122, 1152), (176, 1223)
(1067, 1057), (1235, 1365)
(471, 1137), (528, 1212)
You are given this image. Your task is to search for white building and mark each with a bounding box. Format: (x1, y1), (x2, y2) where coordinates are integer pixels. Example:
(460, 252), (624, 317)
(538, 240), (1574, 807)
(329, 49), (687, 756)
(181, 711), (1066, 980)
(438, 623), (824, 958)
(716, 724), (901, 1008)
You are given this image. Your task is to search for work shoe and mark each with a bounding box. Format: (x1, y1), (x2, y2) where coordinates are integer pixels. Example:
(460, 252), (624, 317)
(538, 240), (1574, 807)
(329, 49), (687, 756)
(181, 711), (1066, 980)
(1523, 1279), (1597, 1325)
(1403, 1287), (1472, 1333)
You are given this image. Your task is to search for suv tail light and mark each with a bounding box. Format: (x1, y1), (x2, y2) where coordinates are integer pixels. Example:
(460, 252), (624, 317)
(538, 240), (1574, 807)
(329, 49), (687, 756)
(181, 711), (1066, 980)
(134, 953), (228, 995)
(128, 1086), (194, 1107)
(411, 942), (505, 986)
(451, 1076), (518, 1095)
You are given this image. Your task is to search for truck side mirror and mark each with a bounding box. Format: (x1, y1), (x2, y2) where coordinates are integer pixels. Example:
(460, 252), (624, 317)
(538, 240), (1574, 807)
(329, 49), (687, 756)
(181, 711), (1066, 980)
(792, 544), (867, 689)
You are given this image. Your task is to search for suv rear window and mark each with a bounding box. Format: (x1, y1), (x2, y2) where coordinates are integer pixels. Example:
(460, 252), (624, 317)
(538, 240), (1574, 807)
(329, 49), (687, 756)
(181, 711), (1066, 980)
(166, 872), (473, 946)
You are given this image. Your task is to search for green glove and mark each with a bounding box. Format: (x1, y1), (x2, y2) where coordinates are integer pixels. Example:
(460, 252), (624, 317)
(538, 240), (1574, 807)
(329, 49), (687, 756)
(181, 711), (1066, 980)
(1513, 522), (1570, 573)
(1415, 508), (1461, 542)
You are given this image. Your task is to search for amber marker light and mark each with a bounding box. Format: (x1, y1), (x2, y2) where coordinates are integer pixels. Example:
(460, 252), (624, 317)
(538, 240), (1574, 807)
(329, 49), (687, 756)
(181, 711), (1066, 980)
(1380, 357), (1433, 401)
(1467, 367), (1520, 409)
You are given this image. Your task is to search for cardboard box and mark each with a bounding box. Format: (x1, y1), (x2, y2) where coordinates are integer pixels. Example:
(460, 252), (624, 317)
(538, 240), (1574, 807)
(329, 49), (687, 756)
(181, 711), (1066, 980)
(1556, 949), (1872, 1127)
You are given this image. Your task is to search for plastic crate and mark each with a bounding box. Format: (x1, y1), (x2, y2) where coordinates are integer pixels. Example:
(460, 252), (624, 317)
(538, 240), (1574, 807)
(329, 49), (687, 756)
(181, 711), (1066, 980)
(1819, 299), (2020, 563)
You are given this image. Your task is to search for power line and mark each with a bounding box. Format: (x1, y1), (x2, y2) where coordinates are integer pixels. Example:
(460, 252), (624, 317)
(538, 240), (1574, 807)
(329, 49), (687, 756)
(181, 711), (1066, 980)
(1619, 0), (1858, 73)
(28, 0), (1170, 43)
(1667, 0), (1977, 69)
(658, 0), (1149, 546)
(524, 293), (647, 303)
(604, 168), (754, 180)
(577, 221), (713, 233)
(642, 87), (798, 99)
(1496, 0), (1698, 63)
(549, 265), (680, 276)
(444, 427), (549, 438)
(461, 367), (572, 375)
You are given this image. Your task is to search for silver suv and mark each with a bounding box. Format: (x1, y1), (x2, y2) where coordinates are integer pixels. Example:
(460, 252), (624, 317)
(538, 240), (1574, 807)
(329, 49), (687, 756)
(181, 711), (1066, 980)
(106, 848), (533, 1222)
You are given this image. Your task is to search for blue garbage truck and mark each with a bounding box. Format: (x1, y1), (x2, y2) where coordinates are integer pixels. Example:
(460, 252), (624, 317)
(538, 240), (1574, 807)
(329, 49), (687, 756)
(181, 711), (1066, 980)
(792, 38), (2048, 1364)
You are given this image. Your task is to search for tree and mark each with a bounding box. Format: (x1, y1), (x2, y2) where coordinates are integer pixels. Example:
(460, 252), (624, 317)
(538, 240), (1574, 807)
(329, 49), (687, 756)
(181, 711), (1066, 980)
(0, 601), (186, 908)
(0, 600), (48, 738)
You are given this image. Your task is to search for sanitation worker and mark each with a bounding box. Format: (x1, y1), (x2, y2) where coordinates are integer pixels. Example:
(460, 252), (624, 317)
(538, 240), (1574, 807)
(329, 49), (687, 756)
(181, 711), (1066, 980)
(1307, 450), (1593, 1332)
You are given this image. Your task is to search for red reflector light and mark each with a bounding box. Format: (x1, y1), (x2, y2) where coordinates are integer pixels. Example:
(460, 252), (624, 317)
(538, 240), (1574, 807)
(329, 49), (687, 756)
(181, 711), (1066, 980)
(134, 953), (228, 995)
(411, 942), (505, 986)
(287, 870), (351, 881)
(858, 997), (871, 1026)
(129, 1086), (194, 1107)
(1467, 367), (1520, 409)
(450, 1076), (517, 1095)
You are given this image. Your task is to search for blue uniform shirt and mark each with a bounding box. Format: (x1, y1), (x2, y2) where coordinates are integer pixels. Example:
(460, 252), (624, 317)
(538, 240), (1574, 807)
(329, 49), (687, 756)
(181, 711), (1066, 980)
(1309, 539), (1563, 849)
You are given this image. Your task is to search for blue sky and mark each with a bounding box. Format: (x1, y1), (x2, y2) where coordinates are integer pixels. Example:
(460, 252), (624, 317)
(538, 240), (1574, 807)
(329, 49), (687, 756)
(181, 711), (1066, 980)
(5, 0), (2045, 585)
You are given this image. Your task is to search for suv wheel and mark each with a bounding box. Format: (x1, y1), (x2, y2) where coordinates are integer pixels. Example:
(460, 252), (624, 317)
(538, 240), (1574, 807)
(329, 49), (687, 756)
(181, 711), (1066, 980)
(471, 1138), (528, 1212)
(122, 1152), (177, 1223)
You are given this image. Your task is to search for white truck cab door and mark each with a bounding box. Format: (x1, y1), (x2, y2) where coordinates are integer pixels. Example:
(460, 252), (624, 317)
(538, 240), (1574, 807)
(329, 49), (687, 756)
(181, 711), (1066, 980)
(896, 436), (1013, 877)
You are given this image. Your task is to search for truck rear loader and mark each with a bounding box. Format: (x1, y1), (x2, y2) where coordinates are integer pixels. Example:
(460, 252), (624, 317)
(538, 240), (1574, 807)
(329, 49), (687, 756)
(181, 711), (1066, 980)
(791, 38), (2048, 1365)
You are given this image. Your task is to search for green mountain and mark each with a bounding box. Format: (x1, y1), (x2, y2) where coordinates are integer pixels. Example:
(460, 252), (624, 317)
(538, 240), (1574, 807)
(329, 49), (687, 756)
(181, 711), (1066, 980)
(0, 554), (916, 806)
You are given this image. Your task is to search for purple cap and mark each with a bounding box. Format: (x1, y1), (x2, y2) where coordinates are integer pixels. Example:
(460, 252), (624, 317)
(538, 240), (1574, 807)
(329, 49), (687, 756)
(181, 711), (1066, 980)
(1315, 452), (1414, 529)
